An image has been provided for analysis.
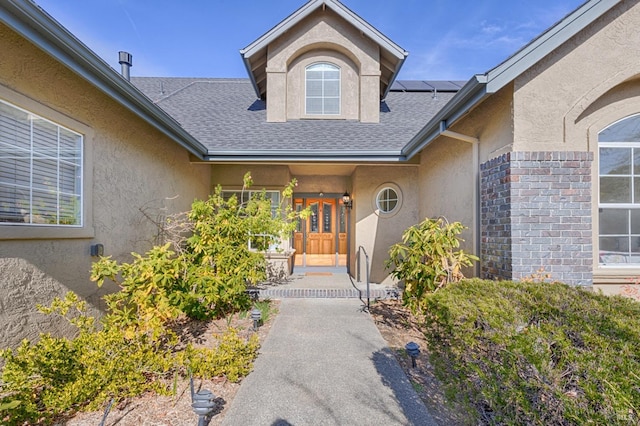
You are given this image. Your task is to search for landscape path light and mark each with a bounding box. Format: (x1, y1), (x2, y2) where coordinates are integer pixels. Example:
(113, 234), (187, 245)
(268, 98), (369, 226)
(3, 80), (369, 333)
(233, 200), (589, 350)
(405, 341), (420, 368)
(251, 307), (262, 331)
(191, 377), (217, 426)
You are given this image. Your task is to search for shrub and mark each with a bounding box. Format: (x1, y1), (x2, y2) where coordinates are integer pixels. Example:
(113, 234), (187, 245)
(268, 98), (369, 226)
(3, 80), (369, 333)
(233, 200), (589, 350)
(422, 279), (640, 425)
(0, 293), (262, 425)
(92, 173), (307, 321)
(385, 217), (478, 312)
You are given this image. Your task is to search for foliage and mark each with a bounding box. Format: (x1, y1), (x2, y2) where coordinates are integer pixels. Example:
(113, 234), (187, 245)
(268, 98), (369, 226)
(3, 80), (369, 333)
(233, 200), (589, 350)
(1, 174), (296, 424)
(91, 172), (307, 321)
(385, 217), (478, 312)
(0, 293), (261, 425)
(422, 279), (640, 425)
(182, 328), (259, 382)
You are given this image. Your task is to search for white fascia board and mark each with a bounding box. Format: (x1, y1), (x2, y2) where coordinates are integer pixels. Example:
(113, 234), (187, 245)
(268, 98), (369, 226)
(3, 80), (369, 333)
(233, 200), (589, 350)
(485, 0), (621, 92)
(0, 0), (208, 158)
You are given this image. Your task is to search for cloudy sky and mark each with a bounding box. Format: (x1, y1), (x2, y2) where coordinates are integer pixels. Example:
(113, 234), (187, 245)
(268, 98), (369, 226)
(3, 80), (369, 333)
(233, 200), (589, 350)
(33, 0), (585, 81)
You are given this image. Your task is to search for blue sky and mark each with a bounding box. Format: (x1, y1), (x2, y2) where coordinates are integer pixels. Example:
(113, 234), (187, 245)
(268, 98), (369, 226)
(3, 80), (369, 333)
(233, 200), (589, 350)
(33, 0), (585, 81)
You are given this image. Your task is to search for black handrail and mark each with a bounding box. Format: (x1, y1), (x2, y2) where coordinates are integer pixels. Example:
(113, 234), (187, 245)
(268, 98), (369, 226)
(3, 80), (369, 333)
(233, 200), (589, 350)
(356, 245), (370, 311)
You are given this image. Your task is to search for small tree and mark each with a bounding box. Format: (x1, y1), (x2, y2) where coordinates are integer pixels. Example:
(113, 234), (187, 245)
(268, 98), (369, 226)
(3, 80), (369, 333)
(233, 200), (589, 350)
(385, 217), (478, 312)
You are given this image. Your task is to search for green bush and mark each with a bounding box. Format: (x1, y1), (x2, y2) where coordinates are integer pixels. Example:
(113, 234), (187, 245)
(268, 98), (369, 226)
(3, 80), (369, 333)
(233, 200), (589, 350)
(92, 173), (307, 321)
(423, 279), (640, 425)
(0, 293), (261, 425)
(386, 217), (478, 312)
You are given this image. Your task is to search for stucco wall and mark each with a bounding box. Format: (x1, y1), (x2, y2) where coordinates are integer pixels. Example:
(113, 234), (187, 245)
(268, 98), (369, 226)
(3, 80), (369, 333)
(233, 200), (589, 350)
(265, 8), (381, 123)
(0, 23), (211, 349)
(513, 1), (640, 151)
(352, 165), (419, 283)
(418, 137), (475, 251)
(511, 1), (640, 290)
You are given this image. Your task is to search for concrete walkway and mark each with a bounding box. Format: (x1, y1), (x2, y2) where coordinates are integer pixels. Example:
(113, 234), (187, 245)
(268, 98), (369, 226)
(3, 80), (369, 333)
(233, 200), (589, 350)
(221, 273), (437, 426)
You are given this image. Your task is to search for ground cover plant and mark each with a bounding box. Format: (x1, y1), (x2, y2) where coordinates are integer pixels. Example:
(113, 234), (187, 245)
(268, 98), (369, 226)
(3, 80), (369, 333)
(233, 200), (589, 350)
(0, 174), (301, 425)
(422, 279), (640, 425)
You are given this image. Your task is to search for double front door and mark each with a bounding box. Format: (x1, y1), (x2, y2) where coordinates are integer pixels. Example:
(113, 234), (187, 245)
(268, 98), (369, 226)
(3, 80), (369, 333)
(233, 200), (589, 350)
(293, 198), (347, 266)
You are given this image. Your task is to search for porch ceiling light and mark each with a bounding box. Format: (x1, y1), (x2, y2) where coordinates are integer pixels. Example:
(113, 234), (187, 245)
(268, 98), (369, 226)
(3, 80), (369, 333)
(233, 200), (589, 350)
(342, 191), (352, 208)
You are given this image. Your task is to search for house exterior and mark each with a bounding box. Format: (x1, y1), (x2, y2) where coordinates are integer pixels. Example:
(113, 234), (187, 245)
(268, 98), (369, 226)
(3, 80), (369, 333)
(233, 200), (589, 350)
(1, 0), (639, 347)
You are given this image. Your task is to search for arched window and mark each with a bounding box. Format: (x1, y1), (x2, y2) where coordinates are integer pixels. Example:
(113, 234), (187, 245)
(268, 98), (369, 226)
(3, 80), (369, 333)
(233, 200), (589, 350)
(598, 114), (640, 265)
(305, 62), (340, 115)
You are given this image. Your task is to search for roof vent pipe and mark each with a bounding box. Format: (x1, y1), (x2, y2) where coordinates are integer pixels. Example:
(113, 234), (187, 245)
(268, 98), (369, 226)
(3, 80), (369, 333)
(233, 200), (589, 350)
(118, 51), (133, 80)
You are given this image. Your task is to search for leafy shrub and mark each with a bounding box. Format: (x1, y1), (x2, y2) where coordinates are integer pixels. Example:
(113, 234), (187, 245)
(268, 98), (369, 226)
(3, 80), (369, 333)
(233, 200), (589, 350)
(386, 217), (478, 312)
(0, 293), (261, 425)
(422, 279), (640, 425)
(92, 173), (306, 321)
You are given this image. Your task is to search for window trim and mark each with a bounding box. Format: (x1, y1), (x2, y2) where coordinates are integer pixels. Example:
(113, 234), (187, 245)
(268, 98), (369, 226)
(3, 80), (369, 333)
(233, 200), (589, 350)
(0, 86), (94, 240)
(597, 114), (640, 267)
(372, 183), (402, 217)
(304, 62), (341, 116)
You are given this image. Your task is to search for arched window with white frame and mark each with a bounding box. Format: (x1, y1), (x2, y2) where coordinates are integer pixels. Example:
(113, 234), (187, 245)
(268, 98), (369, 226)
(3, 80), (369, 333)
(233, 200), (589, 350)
(598, 113), (640, 265)
(305, 62), (340, 116)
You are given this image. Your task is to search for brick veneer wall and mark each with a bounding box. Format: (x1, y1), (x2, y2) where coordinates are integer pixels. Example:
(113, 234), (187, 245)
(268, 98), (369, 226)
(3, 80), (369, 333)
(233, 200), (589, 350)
(480, 152), (593, 286)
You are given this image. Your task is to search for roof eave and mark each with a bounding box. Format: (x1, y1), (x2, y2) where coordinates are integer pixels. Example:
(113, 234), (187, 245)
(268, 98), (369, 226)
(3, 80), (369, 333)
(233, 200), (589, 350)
(204, 149), (408, 163)
(484, 0), (621, 92)
(402, 75), (488, 158)
(240, 0), (408, 99)
(401, 0), (622, 159)
(0, 0), (208, 158)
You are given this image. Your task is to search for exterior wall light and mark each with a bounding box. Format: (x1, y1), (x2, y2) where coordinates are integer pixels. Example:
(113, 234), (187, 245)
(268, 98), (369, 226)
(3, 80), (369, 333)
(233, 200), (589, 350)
(405, 341), (420, 368)
(90, 243), (104, 257)
(251, 307), (262, 331)
(342, 191), (352, 208)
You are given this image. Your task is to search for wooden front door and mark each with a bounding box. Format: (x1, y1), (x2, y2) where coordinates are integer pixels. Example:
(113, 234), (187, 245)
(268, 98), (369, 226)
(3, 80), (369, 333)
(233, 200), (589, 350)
(293, 198), (347, 267)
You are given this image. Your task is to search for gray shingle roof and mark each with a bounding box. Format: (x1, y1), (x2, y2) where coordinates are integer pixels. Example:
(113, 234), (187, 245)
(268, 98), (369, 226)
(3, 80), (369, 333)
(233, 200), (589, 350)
(131, 77), (457, 158)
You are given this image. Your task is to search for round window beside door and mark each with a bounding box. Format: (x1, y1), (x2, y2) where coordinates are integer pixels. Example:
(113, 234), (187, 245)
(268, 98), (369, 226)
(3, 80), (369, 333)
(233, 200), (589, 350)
(374, 184), (402, 216)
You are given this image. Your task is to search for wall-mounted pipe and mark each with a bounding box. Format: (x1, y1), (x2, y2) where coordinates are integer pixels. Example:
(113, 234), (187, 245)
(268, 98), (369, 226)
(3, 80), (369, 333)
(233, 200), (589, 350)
(439, 121), (480, 277)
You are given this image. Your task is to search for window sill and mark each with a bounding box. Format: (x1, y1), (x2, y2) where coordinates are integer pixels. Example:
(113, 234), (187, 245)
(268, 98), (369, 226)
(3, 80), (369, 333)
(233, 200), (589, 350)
(0, 225), (95, 240)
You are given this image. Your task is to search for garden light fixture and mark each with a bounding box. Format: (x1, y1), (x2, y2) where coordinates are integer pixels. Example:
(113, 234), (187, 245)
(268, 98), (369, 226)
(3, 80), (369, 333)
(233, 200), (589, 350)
(191, 377), (217, 426)
(251, 307), (262, 331)
(405, 342), (420, 368)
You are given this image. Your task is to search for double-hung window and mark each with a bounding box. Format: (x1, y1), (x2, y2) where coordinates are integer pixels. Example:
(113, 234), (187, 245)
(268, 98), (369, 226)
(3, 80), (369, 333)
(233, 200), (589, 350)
(305, 62), (340, 116)
(598, 114), (640, 265)
(0, 99), (83, 227)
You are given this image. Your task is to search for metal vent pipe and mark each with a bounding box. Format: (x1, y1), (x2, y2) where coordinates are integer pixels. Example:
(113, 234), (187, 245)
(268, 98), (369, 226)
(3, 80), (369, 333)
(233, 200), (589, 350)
(118, 51), (133, 80)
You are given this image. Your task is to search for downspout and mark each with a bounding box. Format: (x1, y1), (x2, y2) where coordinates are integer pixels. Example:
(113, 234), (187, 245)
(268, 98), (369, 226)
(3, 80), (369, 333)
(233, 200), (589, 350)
(439, 121), (481, 277)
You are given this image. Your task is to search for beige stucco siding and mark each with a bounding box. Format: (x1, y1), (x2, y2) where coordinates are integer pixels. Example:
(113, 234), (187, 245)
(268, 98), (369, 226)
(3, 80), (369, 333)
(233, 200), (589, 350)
(352, 165), (419, 283)
(510, 1), (640, 291)
(0, 23), (211, 349)
(265, 8), (381, 123)
(513, 1), (640, 151)
(418, 138), (475, 252)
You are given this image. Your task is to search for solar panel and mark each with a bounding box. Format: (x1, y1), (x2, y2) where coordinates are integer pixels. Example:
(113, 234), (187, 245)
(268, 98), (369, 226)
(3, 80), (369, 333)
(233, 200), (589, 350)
(424, 81), (464, 91)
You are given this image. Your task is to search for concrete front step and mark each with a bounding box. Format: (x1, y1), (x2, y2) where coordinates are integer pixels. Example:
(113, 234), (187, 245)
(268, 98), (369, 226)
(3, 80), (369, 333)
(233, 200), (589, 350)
(249, 287), (400, 299)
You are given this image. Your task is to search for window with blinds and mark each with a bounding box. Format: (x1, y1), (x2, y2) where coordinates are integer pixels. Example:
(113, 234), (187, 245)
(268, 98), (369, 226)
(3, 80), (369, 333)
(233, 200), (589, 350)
(0, 99), (83, 226)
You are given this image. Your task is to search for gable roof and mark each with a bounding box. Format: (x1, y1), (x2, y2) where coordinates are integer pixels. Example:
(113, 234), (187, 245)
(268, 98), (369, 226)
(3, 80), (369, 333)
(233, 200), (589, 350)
(240, 0), (408, 101)
(402, 0), (622, 159)
(132, 77), (459, 162)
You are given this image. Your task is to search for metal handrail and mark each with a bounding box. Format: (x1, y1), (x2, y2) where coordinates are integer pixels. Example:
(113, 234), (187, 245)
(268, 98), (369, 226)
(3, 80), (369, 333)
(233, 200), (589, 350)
(356, 245), (370, 311)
